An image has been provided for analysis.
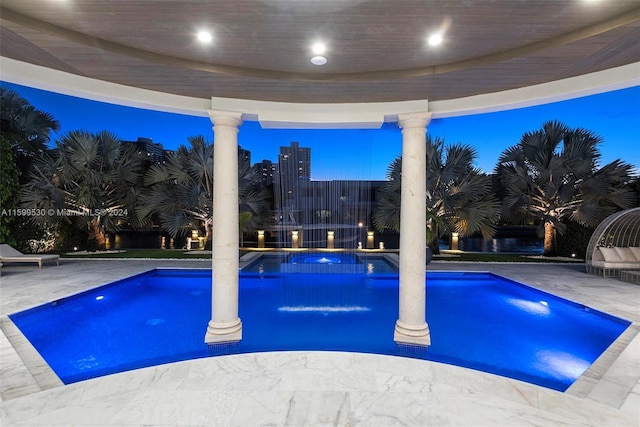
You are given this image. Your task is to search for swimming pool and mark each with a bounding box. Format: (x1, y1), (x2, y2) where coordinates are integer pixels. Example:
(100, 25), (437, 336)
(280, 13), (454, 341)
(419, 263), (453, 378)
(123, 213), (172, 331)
(243, 252), (399, 274)
(9, 269), (630, 391)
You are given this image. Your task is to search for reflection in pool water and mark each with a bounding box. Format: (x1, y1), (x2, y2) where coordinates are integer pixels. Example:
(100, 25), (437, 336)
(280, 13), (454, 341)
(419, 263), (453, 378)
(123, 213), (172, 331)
(303, 256), (341, 264)
(288, 252), (358, 264)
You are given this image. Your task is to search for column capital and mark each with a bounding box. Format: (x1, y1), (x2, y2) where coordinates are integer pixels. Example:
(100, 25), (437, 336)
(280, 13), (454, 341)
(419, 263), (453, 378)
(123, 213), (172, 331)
(397, 112), (432, 130)
(207, 109), (243, 127)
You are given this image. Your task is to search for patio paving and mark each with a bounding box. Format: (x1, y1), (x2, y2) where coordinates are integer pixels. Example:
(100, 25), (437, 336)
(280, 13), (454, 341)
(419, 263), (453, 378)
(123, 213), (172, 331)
(1, 258), (638, 426)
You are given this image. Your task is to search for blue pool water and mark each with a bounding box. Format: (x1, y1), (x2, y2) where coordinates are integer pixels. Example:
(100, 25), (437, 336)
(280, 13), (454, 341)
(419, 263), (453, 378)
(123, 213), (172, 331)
(288, 252), (357, 264)
(10, 269), (630, 390)
(245, 253), (399, 275)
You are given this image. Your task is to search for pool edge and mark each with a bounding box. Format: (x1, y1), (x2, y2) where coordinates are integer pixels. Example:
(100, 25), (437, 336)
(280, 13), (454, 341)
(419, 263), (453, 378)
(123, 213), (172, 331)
(566, 322), (640, 398)
(0, 316), (64, 396)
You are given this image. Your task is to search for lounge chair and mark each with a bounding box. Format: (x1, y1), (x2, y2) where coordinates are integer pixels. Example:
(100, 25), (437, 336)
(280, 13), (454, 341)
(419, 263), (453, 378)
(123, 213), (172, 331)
(0, 244), (60, 270)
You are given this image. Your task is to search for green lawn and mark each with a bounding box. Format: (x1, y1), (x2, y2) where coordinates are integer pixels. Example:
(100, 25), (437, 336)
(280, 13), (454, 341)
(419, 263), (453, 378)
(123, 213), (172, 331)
(433, 252), (582, 263)
(62, 249), (212, 259)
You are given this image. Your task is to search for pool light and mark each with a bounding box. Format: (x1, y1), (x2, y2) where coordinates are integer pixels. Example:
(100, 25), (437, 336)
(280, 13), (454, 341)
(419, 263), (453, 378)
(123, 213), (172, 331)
(508, 298), (551, 315)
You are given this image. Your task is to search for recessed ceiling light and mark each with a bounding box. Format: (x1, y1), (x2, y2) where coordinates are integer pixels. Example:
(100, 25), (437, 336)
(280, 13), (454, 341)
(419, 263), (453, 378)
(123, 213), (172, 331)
(311, 56), (328, 66)
(197, 30), (213, 43)
(428, 33), (443, 46)
(312, 42), (326, 55)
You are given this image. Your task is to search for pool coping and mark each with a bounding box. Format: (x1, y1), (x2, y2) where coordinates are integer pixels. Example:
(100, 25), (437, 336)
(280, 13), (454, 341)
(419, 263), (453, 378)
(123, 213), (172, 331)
(566, 323), (639, 398)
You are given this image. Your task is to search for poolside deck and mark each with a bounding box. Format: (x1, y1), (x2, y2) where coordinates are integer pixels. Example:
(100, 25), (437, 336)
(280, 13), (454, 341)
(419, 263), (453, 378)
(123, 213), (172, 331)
(1, 259), (638, 426)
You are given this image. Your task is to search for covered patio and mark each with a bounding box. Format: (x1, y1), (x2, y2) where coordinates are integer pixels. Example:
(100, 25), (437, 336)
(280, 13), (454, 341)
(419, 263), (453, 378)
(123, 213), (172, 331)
(1, 1), (639, 425)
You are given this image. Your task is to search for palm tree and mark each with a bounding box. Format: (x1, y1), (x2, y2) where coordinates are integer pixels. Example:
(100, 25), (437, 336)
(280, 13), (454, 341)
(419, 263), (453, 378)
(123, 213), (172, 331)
(137, 136), (271, 247)
(21, 130), (145, 250)
(138, 136), (213, 242)
(238, 155), (272, 237)
(1, 87), (60, 169)
(496, 120), (635, 256)
(0, 88), (61, 250)
(374, 135), (500, 253)
(0, 136), (21, 246)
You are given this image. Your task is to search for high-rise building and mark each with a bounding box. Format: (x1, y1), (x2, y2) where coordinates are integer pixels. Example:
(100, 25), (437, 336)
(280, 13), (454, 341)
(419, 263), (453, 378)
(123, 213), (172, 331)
(278, 141), (310, 183)
(274, 141), (311, 223)
(121, 137), (165, 164)
(256, 159), (276, 187)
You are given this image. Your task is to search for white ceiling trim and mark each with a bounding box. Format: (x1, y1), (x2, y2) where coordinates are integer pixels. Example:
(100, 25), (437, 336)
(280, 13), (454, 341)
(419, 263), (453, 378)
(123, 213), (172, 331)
(429, 62), (640, 119)
(0, 57), (211, 117)
(1, 57), (638, 129)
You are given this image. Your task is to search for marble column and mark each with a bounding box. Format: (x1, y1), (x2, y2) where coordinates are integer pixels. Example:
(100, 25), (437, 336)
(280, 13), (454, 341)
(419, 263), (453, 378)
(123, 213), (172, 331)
(205, 110), (243, 344)
(394, 112), (432, 346)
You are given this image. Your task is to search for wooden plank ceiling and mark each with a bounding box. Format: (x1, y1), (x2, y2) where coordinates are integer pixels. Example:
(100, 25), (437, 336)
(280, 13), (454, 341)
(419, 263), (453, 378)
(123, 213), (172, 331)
(1, 0), (639, 103)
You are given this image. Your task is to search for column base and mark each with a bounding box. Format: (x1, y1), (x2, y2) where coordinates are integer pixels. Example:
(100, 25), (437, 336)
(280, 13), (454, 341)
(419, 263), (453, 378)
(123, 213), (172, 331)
(393, 319), (431, 346)
(204, 318), (242, 344)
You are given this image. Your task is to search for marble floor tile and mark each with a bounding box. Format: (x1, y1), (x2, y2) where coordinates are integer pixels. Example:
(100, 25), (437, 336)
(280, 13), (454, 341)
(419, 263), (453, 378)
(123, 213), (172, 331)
(1, 260), (639, 426)
(0, 329), (40, 402)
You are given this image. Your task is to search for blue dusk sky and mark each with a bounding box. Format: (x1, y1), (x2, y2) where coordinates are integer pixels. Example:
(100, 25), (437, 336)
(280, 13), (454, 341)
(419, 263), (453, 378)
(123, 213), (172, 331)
(2, 81), (639, 181)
